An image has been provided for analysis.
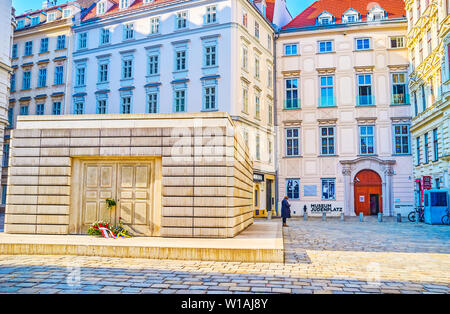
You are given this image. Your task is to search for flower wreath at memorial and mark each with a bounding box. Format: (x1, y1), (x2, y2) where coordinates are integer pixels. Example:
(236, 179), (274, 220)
(88, 218), (131, 238)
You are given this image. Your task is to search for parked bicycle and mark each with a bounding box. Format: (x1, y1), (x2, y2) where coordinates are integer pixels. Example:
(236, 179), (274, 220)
(408, 206), (424, 223)
(442, 207), (450, 225)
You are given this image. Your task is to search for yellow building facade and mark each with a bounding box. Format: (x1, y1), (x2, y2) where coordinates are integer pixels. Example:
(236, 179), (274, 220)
(405, 0), (450, 204)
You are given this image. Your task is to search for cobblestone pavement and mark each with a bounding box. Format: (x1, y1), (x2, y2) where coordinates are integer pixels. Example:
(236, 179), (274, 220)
(0, 216), (449, 294)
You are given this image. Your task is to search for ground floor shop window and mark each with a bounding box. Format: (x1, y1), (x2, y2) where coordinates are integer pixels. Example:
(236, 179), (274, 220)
(321, 178), (336, 200)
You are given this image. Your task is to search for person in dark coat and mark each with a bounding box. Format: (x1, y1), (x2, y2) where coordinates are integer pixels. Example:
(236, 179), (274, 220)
(281, 196), (291, 227)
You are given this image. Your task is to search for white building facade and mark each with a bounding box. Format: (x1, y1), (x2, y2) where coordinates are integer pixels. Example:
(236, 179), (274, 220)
(276, 0), (416, 217)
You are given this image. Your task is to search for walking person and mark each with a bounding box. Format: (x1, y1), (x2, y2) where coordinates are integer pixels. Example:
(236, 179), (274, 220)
(281, 196), (291, 227)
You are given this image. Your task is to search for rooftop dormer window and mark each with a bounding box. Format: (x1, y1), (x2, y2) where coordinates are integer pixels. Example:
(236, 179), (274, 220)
(63, 8), (72, 18)
(31, 16), (40, 26)
(143, 0), (154, 4)
(17, 20), (25, 29)
(119, 0), (130, 10)
(47, 12), (56, 22)
(317, 11), (334, 25)
(97, 1), (106, 15)
(367, 6), (386, 21)
(342, 9), (360, 23)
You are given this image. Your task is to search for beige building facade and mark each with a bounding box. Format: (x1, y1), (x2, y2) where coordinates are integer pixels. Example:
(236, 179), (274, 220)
(4, 112), (253, 238)
(405, 0), (450, 202)
(276, 1), (415, 217)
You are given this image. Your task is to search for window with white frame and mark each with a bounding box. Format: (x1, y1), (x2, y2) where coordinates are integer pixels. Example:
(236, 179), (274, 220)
(119, 0), (130, 10)
(268, 100), (273, 125)
(254, 56), (260, 79)
(54, 65), (64, 85)
(22, 71), (31, 90)
(148, 54), (159, 75)
(174, 89), (186, 112)
(150, 17), (160, 34)
(355, 38), (371, 50)
(98, 61), (109, 83)
(175, 50), (187, 71)
(203, 84), (217, 111)
(254, 21), (260, 39)
(100, 28), (110, 45)
(97, 99), (107, 114)
(205, 5), (217, 24)
(393, 124), (410, 155)
(121, 96), (131, 114)
(255, 134), (260, 161)
(38, 68), (47, 88)
(63, 8), (72, 18)
(74, 101), (84, 114)
(390, 36), (405, 49)
(319, 76), (335, 107)
(286, 128), (300, 157)
(321, 178), (336, 200)
(284, 44), (298, 56)
(242, 45), (248, 70)
(357, 74), (373, 106)
(78, 33), (87, 50)
(97, 1), (106, 15)
(392, 72), (408, 105)
(24, 41), (33, 56)
(123, 23), (135, 40)
(320, 126), (335, 155)
(343, 9), (359, 23)
(317, 12), (333, 25)
(359, 125), (375, 155)
(285, 78), (299, 109)
(286, 179), (300, 200)
(204, 44), (217, 67)
(122, 58), (133, 80)
(176, 11), (188, 29)
(318, 40), (333, 53)
(267, 67), (273, 89)
(242, 82), (249, 113)
(76, 66), (86, 86)
(267, 34), (272, 52)
(40, 38), (48, 53)
(47, 12), (56, 22)
(255, 93), (261, 119)
(242, 9), (248, 27)
(56, 35), (66, 50)
(147, 92), (158, 113)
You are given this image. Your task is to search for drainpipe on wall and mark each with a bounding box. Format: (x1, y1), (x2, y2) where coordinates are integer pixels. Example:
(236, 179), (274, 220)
(273, 30), (279, 217)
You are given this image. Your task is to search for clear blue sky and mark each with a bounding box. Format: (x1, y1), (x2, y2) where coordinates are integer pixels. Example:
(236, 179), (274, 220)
(13, 0), (314, 17)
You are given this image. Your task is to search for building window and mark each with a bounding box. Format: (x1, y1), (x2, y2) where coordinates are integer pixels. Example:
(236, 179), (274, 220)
(286, 179), (300, 200)
(204, 45), (217, 67)
(392, 73), (408, 105)
(2, 144), (9, 168)
(147, 92), (158, 113)
(318, 40), (333, 53)
(122, 58), (133, 79)
(12, 44), (18, 58)
(119, 0), (130, 10)
(413, 92), (418, 116)
(268, 100), (273, 125)
(148, 54), (159, 75)
(254, 56), (260, 79)
(74, 102), (84, 114)
(268, 139), (272, 164)
(98, 62), (109, 83)
(52, 102), (62, 115)
(242, 83), (249, 113)
(63, 8), (72, 18)
(56, 35), (66, 50)
(286, 128), (300, 157)
(357, 74), (373, 106)
(97, 99), (107, 114)
(54, 65), (64, 85)
(242, 45), (248, 70)
(242, 9), (248, 27)
(7, 108), (13, 128)
(205, 5), (217, 24)
(424, 133), (429, 163)
(36, 103), (44, 115)
(255, 134), (260, 161)
(47, 12), (56, 22)
(78, 33), (88, 50)
(203, 86), (217, 111)
(150, 17), (160, 34)
(97, 1), (106, 15)
(176, 11), (188, 29)
(284, 44), (298, 56)
(20, 105), (29, 115)
(75, 66), (85, 86)
(393, 125), (410, 155)
(319, 76), (335, 107)
(390, 36), (405, 49)
(421, 84), (427, 111)
(416, 137), (421, 165)
(17, 20), (25, 29)
(40, 38), (48, 53)
(268, 68), (273, 89)
(22, 71), (31, 90)
(285, 78), (299, 109)
(10, 73), (16, 92)
(123, 23), (135, 40)
(24, 41), (33, 56)
(121, 96), (131, 114)
(355, 38), (371, 50)
(427, 29), (432, 54)
(321, 178), (336, 200)
(267, 34), (272, 52)
(174, 89), (186, 112)
(320, 126), (335, 155)
(254, 21), (259, 39)
(255, 93), (260, 119)
(175, 50), (186, 71)
(100, 28), (110, 45)
(359, 125), (375, 155)
(38, 68), (47, 88)
(433, 128), (438, 161)
(31, 16), (40, 26)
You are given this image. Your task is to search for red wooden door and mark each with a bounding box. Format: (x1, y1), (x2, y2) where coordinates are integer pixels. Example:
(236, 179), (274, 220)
(354, 170), (382, 216)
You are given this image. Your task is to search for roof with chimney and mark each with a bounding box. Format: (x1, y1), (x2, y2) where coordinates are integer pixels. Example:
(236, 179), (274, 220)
(283, 0), (406, 29)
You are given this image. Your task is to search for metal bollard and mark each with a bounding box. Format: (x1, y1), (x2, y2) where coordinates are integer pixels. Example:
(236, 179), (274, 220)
(303, 212), (308, 221)
(378, 213), (383, 222)
(340, 213), (345, 221)
(322, 212), (326, 221)
(360, 212), (364, 222)
(396, 213), (402, 223)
